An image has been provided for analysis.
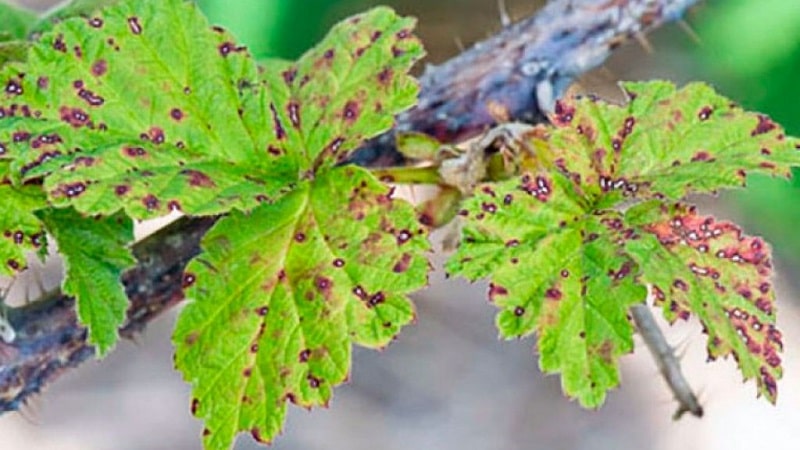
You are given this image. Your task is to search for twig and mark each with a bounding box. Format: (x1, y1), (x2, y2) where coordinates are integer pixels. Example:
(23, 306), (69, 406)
(0, 0), (700, 413)
(631, 304), (703, 419)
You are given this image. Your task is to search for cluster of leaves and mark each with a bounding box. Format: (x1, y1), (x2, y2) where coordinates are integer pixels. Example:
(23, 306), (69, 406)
(0, 0), (798, 449)
(2, 0), (428, 447)
(447, 81), (798, 406)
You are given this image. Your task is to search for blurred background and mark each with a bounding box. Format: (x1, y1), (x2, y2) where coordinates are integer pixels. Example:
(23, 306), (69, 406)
(2, 0), (800, 449)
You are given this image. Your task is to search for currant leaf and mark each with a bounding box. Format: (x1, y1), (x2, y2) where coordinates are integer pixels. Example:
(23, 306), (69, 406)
(261, 6), (423, 170)
(446, 172), (646, 407)
(540, 80), (800, 203)
(625, 201), (782, 402)
(39, 207), (135, 356)
(0, 180), (47, 275)
(0, 0), (422, 219)
(173, 166), (429, 449)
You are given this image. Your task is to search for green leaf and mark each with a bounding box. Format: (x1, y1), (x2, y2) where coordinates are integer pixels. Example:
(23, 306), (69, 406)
(1, 0), (422, 219)
(0, 181), (47, 275)
(0, 2), (37, 42)
(174, 166), (429, 448)
(625, 201), (782, 402)
(446, 172), (646, 407)
(2, 0), (292, 218)
(396, 131), (443, 161)
(259, 5), (423, 170)
(0, 41), (29, 66)
(540, 81), (800, 203)
(34, 0), (123, 33)
(39, 207), (135, 356)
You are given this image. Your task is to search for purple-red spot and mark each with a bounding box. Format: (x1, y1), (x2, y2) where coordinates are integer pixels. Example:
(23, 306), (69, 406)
(78, 88), (105, 107)
(181, 169), (216, 188)
(368, 292), (385, 307)
(287, 101), (300, 128)
(124, 146), (147, 157)
(218, 42), (234, 56)
(698, 106), (713, 121)
(282, 68), (297, 86)
(128, 17), (142, 35)
(61, 182), (87, 198)
(752, 115), (777, 136)
(397, 229), (412, 245)
(393, 253), (412, 273)
(553, 101), (575, 125)
(514, 306), (525, 316)
(181, 272), (196, 288)
(489, 283), (508, 302)
(147, 127), (165, 144)
(353, 285), (367, 300)
(53, 34), (67, 52)
(299, 349), (311, 363)
(270, 103), (286, 139)
(307, 374), (321, 388)
(377, 68), (393, 85)
(343, 101), (360, 123)
(170, 108), (184, 121)
(91, 60), (107, 77)
(142, 194), (160, 210)
(315, 276), (332, 292)
(546, 288), (563, 300)
(59, 106), (90, 128)
(88, 17), (103, 28)
(294, 232), (306, 243)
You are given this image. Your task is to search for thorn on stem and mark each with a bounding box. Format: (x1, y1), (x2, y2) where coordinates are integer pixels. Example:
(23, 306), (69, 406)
(631, 303), (703, 419)
(498, 0), (512, 27)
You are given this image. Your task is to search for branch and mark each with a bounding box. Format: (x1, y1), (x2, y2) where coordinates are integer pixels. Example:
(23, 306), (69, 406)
(631, 304), (703, 419)
(0, 0), (700, 412)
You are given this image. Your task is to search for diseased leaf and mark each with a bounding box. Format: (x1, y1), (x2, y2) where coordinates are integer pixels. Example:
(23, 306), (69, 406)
(540, 81), (800, 203)
(260, 6), (422, 170)
(2, 0), (290, 218)
(0, 181), (47, 275)
(625, 201), (782, 402)
(39, 207), (135, 356)
(33, 0), (123, 33)
(446, 172), (646, 407)
(445, 81), (797, 408)
(0, 0), (422, 219)
(174, 166), (429, 448)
